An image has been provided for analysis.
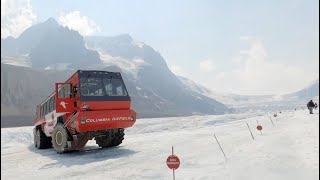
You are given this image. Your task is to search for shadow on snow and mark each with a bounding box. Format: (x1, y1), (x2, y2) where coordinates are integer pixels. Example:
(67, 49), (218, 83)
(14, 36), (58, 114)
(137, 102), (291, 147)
(27, 144), (138, 169)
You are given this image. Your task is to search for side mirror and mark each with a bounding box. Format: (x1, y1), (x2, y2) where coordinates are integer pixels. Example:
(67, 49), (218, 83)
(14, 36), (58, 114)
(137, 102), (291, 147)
(73, 86), (78, 93)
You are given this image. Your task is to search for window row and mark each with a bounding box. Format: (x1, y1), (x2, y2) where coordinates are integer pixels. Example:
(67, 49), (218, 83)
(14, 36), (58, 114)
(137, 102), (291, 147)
(40, 95), (56, 117)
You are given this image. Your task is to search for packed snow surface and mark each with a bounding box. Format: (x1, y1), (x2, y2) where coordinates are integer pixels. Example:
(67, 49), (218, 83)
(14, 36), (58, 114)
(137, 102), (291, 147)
(1, 109), (319, 180)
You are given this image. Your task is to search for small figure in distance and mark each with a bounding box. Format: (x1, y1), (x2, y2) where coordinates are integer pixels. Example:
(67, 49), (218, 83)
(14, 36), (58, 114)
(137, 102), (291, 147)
(307, 100), (316, 114)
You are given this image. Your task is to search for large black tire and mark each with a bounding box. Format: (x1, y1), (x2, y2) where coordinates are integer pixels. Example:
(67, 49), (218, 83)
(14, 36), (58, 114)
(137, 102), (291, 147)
(51, 124), (68, 154)
(95, 136), (113, 148)
(34, 127), (52, 149)
(95, 129), (125, 148)
(111, 129), (125, 147)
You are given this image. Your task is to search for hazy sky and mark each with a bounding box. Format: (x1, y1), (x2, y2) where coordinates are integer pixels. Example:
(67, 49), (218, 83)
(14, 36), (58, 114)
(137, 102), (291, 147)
(1, 0), (319, 95)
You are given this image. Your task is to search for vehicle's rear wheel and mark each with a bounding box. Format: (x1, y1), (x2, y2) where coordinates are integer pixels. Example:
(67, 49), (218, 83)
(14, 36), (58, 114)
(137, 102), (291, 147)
(52, 124), (68, 154)
(95, 129), (125, 148)
(111, 129), (125, 147)
(95, 136), (113, 148)
(35, 127), (52, 149)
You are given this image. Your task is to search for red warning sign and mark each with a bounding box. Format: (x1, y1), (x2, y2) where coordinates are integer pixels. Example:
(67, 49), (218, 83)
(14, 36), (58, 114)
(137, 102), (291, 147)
(166, 155), (180, 170)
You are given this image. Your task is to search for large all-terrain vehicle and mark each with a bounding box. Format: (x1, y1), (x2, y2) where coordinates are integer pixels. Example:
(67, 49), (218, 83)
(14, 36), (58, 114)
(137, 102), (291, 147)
(33, 70), (136, 153)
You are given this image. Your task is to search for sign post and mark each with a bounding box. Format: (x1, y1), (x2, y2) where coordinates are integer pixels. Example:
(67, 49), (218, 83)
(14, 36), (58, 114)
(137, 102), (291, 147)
(246, 122), (255, 140)
(166, 146), (180, 180)
(268, 116), (275, 127)
(214, 134), (227, 159)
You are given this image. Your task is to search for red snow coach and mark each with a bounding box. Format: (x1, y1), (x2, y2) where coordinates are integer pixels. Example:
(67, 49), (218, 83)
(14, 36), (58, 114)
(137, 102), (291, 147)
(33, 70), (137, 153)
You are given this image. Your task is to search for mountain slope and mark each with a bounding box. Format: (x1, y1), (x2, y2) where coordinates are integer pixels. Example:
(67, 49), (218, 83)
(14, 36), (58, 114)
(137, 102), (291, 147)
(1, 64), (72, 127)
(84, 36), (229, 113)
(284, 79), (319, 102)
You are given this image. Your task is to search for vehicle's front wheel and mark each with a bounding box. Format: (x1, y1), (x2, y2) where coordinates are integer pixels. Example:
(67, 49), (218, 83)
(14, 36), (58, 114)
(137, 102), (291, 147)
(51, 124), (68, 154)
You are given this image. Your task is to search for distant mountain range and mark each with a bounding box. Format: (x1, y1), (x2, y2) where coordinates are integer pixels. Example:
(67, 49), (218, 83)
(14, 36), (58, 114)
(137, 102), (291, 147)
(284, 79), (319, 102)
(1, 18), (230, 127)
(178, 75), (319, 112)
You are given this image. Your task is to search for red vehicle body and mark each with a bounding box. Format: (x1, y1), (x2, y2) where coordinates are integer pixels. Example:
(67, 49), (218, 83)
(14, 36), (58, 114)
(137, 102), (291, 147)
(33, 70), (137, 153)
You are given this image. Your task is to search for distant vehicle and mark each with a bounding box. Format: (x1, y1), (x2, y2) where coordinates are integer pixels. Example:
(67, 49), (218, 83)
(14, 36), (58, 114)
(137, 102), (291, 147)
(33, 70), (137, 153)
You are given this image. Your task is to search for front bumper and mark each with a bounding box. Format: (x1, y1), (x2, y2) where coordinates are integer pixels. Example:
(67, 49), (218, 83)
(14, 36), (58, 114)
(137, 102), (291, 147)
(75, 109), (137, 132)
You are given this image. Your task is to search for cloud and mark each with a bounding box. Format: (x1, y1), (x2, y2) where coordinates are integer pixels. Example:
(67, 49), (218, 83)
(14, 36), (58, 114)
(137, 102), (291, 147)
(59, 11), (100, 36)
(216, 72), (226, 80)
(239, 36), (251, 41)
(199, 60), (215, 72)
(240, 36), (267, 62)
(1, 0), (36, 38)
(213, 37), (315, 95)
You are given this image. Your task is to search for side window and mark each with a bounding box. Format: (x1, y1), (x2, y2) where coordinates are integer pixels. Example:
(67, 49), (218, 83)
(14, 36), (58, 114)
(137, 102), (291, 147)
(44, 101), (48, 115)
(48, 100), (50, 113)
(64, 84), (71, 98)
(49, 97), (53, 113)
(58, 86), (65, 98)
(43, 104), (45, 116)
(58, 84), (71, 98)
(44, 102), (47, 115)
(53, 95), (56, 110)
(46, 101), (49, 115)
(42, 105), (44, 117)
(40, 105), (43, 117)
(48, 99), (51, 113)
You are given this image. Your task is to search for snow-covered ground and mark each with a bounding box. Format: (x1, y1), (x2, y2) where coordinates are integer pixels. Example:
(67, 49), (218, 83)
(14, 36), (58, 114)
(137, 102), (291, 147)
(1, 109), (319, 180)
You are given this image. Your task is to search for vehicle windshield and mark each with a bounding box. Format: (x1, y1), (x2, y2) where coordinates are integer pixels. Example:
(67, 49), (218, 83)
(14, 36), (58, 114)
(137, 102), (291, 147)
(80, 77), (127, 97)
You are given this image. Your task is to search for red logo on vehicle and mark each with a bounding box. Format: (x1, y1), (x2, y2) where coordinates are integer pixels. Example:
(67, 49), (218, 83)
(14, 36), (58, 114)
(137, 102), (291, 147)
(60, 101), (68, 109)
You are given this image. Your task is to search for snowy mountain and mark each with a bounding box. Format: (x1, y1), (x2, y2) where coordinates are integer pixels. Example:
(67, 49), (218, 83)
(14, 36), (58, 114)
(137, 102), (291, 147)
(1, 18), (230, 127)
(284, 79), (319, 102)
(178, 76), (319, 112)
(1, 109), (318, 179)
(1, 18), (100, 69)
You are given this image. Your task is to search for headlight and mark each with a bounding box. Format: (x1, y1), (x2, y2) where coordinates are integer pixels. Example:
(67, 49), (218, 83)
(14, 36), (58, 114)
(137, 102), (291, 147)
(82, 103), (89, 110)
